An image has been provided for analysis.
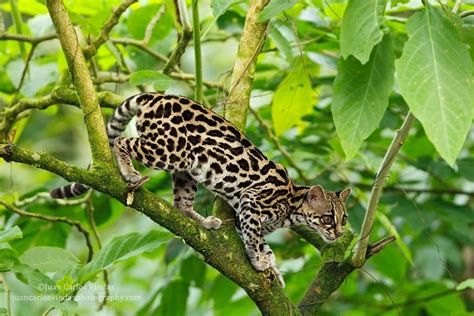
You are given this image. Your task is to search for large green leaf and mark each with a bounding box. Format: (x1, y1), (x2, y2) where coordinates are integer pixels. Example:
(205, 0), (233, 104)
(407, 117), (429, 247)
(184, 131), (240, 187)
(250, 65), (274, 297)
(78, 230), (171, 283)
(332, 36), (394, 160)
(0, 247), (19, 272)
(340, 0), (386, 64)
(19, 247), (79, 273)
(210, 0), (238, 17)
(129, 70), (177, 90)
(0, 226), (22, 243)
(271, 60), (316, 136)
(396, 5), (474, 166)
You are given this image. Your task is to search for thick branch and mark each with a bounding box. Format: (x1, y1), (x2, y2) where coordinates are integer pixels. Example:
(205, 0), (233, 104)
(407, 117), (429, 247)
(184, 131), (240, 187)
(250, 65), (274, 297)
(213, 0), (269, 221)
(224, 0), (269, 130)
(45, 0), (113, 166)
(352, 112), (415, 267)
(0, 144), (294, 315)
(298, 236), (396, 315)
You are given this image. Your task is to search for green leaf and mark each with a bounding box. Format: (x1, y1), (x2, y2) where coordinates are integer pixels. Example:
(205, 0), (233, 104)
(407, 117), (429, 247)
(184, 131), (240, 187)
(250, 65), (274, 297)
(340, 0), (386, 64)
(396, 5), (474, 166)
(129, 70), (177, 90)
(20, 247), (79, 273)
(0, 308), (7, 316)
(257, 0), (298, 22)
(210, 0), (238, 18)
(56, 274), (76, 296)
(332, 35), (394, 160)
(457, 279), (474, 291)
(153, 280), (189, 316)
(78, 230), (171, 283)
(180, 255), (206, 287)
(269, 26), (294, 62)
(0, 226), (22, 243)
(271, 60), (316, 136)
(458, 158), (474, 181)
(26, 270), (57, 294)
(0, 248), (19, 272)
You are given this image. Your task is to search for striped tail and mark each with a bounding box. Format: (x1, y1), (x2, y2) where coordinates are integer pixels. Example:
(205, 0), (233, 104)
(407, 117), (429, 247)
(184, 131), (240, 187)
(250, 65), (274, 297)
(50, 93), (153, 199)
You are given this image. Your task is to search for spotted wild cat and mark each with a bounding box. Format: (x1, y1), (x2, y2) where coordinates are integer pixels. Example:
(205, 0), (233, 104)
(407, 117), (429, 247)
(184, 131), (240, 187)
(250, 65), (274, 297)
(51, 93), (351, 287)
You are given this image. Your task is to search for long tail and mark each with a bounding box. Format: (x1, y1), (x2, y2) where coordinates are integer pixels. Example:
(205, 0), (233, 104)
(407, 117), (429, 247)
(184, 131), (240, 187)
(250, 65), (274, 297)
(50, 93), (151, 199)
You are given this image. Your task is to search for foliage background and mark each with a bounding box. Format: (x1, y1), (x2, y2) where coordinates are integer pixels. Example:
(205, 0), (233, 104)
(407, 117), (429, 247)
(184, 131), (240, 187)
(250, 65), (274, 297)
(0, 0), (473, 315)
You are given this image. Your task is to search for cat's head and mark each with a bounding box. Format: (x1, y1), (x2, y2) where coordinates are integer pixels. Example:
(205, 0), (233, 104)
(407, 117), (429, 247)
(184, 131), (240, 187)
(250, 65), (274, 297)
(302, 185), (351, 242)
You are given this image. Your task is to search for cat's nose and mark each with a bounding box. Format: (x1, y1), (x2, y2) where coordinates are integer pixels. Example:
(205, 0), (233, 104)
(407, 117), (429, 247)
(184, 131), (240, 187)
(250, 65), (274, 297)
(335, 231), (343, 238)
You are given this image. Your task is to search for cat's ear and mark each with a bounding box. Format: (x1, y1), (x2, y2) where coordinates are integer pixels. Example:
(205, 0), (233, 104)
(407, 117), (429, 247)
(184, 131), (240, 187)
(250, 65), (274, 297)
(338, 187), (352, 203)
(307, 185), (327, 201)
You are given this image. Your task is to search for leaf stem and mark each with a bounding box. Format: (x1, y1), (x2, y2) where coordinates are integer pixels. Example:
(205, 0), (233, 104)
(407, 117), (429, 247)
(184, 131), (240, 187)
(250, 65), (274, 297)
(192, 0), (203, 102)
(352, 112), (415, 267)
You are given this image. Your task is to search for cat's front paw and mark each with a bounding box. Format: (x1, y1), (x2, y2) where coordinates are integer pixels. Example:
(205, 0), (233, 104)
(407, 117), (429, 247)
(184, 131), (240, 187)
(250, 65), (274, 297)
(250, 253), (271, 271)
(202, 216), (222, 230)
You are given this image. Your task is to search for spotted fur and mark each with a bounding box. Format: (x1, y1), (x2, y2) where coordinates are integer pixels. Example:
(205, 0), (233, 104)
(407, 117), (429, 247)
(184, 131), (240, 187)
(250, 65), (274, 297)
(51, 92), (352, 287)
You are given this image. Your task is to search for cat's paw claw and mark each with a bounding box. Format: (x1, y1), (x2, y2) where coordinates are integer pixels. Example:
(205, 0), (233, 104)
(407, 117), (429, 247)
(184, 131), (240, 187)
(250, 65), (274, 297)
(202, 216), (222, 230)
(128, 176), (149, 191)
(270, 266), (285, 288)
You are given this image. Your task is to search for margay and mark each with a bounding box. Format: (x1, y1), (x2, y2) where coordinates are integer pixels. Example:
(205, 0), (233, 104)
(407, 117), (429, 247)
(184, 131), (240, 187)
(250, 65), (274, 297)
(51, 93), (352, 287)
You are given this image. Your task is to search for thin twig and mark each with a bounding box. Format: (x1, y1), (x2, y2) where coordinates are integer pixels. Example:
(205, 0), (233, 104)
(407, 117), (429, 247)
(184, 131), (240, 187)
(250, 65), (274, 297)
(111, 37), (170, 63)
(192, 0), (203, 102)
(352, 112), (415, 267)
(90, 0), (138, 54)
(460, 10), (474, 18)
(143, 5), (166, 45)
(0, 33), (57, 44)
(162, 0), (193, 75)
(0, 200), (94, 262)
(13, 44), (37, 100)
(380, 288), (457, 311)
(354, 183), (474, 196)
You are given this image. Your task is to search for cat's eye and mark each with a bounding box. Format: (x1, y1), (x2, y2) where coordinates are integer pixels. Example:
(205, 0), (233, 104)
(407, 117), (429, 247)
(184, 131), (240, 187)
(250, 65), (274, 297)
(341, 215), (347, 226)
(321, 215), (333, 225)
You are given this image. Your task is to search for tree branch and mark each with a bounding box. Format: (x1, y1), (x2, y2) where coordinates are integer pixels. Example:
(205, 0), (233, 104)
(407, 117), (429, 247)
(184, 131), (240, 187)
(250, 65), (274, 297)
(352, 112), (415, 267)
(0, 143), (294, 315)
(45, 0), (113, 166)
(213, 0), (270, 221)
(162, 0), (193, 75)
(88, 0), (138, 55)
(0, 33), (57, 44)
(298, 235), (396, 315)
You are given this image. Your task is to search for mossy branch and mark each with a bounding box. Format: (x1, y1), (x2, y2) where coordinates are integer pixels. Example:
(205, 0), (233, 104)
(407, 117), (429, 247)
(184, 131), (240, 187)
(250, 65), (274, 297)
(0, 143), (293, 315)
(213, 0), (269, 220)
(45, 0), (113, 166)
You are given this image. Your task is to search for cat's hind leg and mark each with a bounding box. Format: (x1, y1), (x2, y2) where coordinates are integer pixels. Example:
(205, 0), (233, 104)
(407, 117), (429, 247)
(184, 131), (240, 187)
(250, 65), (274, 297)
(113, 137), (149, 190)
(172, 172), (221, 230)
